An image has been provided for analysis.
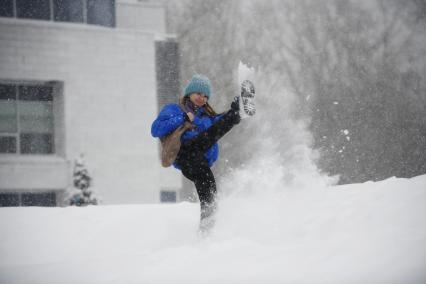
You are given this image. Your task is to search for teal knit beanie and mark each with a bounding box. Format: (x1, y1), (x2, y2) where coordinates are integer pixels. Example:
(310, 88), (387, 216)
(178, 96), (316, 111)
(184, 74), (212, 99)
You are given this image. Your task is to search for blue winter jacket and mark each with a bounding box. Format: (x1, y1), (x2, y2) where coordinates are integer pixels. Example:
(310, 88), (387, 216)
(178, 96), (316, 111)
(151, 103), (223, 168)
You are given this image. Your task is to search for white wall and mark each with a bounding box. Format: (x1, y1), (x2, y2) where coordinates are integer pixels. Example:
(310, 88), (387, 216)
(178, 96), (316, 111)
(116, 0), (166, 34)
(0, 17), (181, 204)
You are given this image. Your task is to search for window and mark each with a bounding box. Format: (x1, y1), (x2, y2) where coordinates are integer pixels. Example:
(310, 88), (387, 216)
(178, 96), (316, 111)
(16, 0), (51, 20)
(160, 190), (177, 203)
(0, 84), (17, 134)
(0, 0), (14, 17)
(54, 0), (83, 23)
(0, 193), (20, 207)
(87, 0), (115, 27)
(0, 192), (57, 207)
(0, 83), (55, 154)
(22, 192), (56, 206)
(0, 137), (16, 153)
(1, 0), (115, 27)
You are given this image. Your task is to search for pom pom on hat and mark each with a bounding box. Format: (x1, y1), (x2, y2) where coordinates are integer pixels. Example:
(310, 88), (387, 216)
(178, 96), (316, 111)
(184, 74), (212, 99)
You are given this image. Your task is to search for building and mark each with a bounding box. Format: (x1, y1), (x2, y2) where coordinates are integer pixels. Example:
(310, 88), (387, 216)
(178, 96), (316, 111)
(0, 0), (182, 206)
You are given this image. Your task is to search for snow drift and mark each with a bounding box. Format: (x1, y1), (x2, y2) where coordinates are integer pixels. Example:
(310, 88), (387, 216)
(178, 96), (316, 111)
(1, 174), (425, 284)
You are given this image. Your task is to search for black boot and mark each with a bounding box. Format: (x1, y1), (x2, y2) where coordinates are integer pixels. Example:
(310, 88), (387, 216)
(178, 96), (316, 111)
(199, 201), (217, 235)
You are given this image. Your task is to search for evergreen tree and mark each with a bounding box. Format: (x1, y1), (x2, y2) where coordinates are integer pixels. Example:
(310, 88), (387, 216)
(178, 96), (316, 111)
(68, 154), (99, 206)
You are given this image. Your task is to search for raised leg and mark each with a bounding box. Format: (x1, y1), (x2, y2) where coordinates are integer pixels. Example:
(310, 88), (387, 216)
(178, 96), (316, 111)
(180, 108), (240, 154)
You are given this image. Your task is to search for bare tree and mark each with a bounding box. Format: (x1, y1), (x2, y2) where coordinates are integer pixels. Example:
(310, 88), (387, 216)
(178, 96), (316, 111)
(164, 0), (426, 184)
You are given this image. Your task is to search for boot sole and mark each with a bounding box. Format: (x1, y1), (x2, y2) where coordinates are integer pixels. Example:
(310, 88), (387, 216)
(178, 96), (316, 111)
(241, 80), (256, 116)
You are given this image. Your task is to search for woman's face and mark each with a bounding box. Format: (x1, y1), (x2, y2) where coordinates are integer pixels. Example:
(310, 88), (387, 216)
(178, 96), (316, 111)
(189, 92), (208, 107)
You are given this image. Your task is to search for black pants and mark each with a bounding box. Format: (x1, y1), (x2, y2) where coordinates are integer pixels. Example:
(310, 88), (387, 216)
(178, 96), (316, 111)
(175, 109), (239, 220)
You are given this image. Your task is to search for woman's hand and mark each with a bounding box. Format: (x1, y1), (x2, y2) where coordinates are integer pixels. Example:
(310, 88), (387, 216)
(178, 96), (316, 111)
(186, 112), (195, 122)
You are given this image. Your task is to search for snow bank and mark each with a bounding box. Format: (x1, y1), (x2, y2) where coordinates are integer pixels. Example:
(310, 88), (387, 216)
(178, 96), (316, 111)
(0, 175), (425, 284)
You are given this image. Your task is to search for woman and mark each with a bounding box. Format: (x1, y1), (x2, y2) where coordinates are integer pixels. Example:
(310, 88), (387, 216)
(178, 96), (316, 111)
(151, 74), (241, 232)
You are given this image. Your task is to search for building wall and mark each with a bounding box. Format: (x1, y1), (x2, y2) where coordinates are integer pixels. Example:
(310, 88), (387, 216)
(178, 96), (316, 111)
(0, 16), (181, 204)
(116, 0), (166, 34)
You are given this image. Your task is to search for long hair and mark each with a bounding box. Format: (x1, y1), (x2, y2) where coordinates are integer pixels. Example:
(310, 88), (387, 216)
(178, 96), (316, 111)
(179, 96), (218, 116)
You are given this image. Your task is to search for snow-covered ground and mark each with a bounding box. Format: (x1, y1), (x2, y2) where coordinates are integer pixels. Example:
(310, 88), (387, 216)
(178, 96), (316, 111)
(1, 175), (425, 284)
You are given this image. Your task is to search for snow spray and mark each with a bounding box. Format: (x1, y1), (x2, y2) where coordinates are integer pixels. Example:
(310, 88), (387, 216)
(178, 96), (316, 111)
(212, 61), (337, 242)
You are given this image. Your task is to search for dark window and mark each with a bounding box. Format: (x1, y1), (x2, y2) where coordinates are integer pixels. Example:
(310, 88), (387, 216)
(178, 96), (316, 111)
(53, 0), (83, 23)
(22, 192), (56, 206)
(87, 0), (115, 27)
(19, 85), (53, 101)
(1, 82), (57, 155)
(0, 136), (17, 153)
(0, 84), (17, 133)
(20, 133), (53, 154)
(160, 191), (177, 203)
(0, 84), (16, 100)
(0, 0), (14, 17)
(0, 193), (20, 207)
(4, 0), (116, 27)
(18, 85), (54, 154)
(16, 0), (50, 20)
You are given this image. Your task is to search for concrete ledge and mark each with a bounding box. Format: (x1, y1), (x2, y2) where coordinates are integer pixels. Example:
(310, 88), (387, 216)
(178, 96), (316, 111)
(0, 156), (70, 191)
(0, 16), (158, 36)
